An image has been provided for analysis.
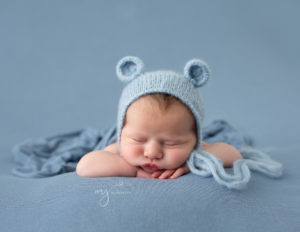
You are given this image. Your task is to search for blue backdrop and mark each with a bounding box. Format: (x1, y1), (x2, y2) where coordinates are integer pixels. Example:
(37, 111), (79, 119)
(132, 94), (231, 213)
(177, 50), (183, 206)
(1, 0), (299, 174)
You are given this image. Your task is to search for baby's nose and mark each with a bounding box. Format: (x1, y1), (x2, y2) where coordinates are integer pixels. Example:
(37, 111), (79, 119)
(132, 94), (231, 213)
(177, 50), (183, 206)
(144, 140), (163, 159)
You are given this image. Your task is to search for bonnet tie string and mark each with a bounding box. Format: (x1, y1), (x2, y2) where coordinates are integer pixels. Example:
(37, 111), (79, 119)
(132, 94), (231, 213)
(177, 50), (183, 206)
(187, 146), (283, 190)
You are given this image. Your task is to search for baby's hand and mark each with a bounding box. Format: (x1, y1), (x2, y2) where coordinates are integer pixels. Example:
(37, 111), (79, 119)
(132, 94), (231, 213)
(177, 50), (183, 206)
(151, 163), (190, 179)
(136, 167), (154, 178)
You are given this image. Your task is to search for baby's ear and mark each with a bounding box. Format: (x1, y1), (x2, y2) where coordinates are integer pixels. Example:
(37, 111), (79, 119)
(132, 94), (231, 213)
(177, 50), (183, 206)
(116, 56), (144, 82)
(183, 59), (210, 87)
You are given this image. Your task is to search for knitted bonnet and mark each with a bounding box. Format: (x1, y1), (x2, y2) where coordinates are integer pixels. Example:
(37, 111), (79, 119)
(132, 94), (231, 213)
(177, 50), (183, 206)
(114, 56), (283, 190)
(116, 56), (210, 155)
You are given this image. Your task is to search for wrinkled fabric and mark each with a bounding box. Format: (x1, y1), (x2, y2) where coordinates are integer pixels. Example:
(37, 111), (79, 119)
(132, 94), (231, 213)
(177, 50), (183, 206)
(12, 126), (117, 178)
(11, 119), (282, 189)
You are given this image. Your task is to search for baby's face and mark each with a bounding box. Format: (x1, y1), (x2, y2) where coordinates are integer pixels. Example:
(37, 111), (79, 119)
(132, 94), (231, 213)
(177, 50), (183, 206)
(120, 96), (197, 173)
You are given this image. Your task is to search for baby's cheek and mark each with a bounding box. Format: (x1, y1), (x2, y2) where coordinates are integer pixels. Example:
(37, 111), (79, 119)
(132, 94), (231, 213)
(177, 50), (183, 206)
(167, 149), (191, 165)
(121, 143), (143, 160)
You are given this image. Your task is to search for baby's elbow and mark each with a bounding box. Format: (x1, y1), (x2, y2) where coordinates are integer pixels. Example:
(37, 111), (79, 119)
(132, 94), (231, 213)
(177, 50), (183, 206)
(221, 143), (243, 168)
(76, 164), (84, 177)
(76, 156), (89, 177)
(232, 146), (243, 161)
(229, 145), (243, 167)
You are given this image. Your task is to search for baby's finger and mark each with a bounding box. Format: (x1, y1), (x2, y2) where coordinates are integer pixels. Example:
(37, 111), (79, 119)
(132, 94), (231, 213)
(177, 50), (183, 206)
(169, 168), (186, 179)
(151, 171), (164, 178)
(158, 170), (175, 179)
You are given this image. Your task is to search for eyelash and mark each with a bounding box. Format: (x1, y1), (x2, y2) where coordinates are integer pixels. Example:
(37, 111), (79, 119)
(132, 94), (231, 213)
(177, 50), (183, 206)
(164, 142), (178, 146)
(131, 138), (147, 143)
(131, 138), (179, 146)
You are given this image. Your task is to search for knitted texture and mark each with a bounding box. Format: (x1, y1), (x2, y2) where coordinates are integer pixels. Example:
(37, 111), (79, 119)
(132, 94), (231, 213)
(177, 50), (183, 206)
(115, 56), (282, 190)
(187, 146), (282, 190)
(116, 56), (210, 152)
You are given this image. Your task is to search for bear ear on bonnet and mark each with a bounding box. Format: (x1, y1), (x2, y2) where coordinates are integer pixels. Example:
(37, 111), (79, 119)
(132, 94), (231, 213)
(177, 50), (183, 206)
(184, 59), (211, 87)
(116, 56), (144, 83)
(116, 56), (210, 87)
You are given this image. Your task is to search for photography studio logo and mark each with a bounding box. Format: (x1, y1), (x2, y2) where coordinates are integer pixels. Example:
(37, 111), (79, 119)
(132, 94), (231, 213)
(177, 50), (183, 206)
(94, 180), (132, 207)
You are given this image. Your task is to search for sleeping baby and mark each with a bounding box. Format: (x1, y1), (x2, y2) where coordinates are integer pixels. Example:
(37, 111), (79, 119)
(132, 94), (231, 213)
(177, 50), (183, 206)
(76, 56), (242, 179)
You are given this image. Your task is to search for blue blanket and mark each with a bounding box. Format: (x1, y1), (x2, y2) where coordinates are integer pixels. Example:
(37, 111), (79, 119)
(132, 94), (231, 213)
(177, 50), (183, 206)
(11, 120), (282, 189)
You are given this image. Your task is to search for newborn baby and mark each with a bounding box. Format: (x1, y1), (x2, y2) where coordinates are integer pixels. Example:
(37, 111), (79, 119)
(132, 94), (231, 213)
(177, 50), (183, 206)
(76, 56), (242, 179)
(76, 93), (242, 179)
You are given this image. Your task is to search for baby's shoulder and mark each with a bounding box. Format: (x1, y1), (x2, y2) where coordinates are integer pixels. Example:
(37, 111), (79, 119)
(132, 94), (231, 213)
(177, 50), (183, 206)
(103, 142), (120, 154)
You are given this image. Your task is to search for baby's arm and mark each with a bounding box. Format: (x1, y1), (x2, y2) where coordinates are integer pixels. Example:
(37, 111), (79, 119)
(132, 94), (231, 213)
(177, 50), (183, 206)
(76, 149), (138, 178)
(152, 142), (242, 179)
(202, 142), (242, 168)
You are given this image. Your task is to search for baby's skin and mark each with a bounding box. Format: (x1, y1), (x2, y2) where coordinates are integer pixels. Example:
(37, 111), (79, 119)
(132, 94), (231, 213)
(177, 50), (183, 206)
(76, 96), (242, 179)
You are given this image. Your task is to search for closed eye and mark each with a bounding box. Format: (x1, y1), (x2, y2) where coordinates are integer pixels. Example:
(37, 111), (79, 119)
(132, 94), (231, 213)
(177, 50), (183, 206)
(164, 141), (182, 146)
(164, 144), (178, 147)
(131, 138), (147, 143)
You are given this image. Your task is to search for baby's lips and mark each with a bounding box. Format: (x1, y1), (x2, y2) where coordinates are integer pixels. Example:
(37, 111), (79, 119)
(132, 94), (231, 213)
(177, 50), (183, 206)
(141, 163), (163, 172)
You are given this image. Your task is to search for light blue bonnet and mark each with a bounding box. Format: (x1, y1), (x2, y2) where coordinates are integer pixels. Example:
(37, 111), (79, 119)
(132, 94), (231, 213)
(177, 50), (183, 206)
(116, 56), (209, 152)
(115, 56), (282, 190)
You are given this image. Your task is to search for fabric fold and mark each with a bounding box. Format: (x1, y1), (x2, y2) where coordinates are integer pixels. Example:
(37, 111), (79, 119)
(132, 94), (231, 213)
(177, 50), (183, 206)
(11, 119), (282, 189)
